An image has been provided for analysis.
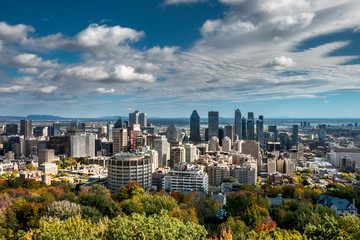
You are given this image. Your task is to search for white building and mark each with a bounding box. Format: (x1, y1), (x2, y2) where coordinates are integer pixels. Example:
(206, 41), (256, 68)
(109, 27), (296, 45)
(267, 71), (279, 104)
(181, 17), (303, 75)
(163, 162), (208, 193)
(184, 143), (197, 163)
(330, 147), (360, 168)
(108, 152), (154, 193)
(70, 134), (95, 158)
(208, 136), (219, 152)
(222, 137), (232, 153)
(154, 136), (170, 168)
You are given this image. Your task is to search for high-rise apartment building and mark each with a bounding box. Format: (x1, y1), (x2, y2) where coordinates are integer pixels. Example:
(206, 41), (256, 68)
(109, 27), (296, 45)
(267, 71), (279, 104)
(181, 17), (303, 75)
(169, 146), (185, 168)
(234, 109), (242, 140)
(20, 119), (32, 138)
(231, 162), (257, 185)
(208, 163), (229, 186)
(108, 152), (154, 193)
(113, 128), (128, 154)
(318, 124), (327, 142)
(208, 136), (220, 152)
(139, 112), (147, 127)
(184, 143), (197, 163)
(208, 111), (219, 138)
(242, 141), (260, 166)
(222, 136), (232, 153)
(189, 110), (201, 142)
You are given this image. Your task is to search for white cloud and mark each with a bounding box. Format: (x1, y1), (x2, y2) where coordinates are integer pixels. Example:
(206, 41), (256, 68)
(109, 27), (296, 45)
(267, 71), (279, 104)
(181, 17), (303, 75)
(0, 85), (24, 93)
(62, 24), (144, 51)
(96, 88), (116, 94)
(58, 64), (155, 82)
(10, 53), (59, 68)
(263, 56), (295, 68)
(0, 22), (34, 43)
(39, 86), (58, 93)
(18, 67), (39, 74)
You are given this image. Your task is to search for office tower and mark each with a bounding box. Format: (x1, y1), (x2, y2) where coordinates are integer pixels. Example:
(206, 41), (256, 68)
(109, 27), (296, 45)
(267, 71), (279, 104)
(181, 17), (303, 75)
(184, 143), (197, 163)
(129, 111), (147, 127)
(139, 112), (147, 127)
(234, 109), (242, 140)
(114, 117), (127, 129)
(268, 125), (278, 142)
(154, 136), (170, 167)
(219, 127), (224, 146)
(20, 119), (32, 138)
(256, 116), (264, 142)
(292, 125), (299, 146)
(224, 125), (234, 143)
(318, 124), (327, 142)
(189, 110), (201, 142)
(33, 126), (48, 137)
(129, 124), (142, 151)
(108, 152), (153, 193)
(163, 163), (209, 193)
(241, 117), (247, 140)
(53, 122), (61, 136)
(169, 146), (185, 168)
(48, 136), (70, 155)
(70, 134), (95, 158)
(69, 120), (79, 131)
(5, 123), (18, 135)
(222, 136), (232, 153)
(129, 111), (139, 126)
(208, 111), (219, 138)
(106, 122), (114, 141)
(38, 149), (55, 164)
(113, 128), (128, 154)
(246, 112), (254, 140)
(166, 124), (180, 142)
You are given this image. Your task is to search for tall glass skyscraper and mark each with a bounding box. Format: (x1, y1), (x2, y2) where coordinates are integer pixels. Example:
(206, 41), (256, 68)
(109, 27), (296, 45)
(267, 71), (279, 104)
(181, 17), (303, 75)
(241, 117), (247, 140)
(208, 111), (219, 138)
(247, 112), (254, 140)
(256, 115), (264, 142)
(189, 110), (201, 142)
(235, 109), (242, 140)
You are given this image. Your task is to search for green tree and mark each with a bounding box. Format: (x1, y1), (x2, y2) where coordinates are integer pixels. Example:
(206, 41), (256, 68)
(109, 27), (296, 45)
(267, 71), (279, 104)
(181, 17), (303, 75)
(46, 200), (81, 221)
(114, 182), (145, 202)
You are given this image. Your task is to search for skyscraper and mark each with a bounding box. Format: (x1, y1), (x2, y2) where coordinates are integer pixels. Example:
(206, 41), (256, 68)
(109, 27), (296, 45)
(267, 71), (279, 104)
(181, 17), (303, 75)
(241, 117), (247, 140)
(129, 111), (147, 127)
(247, 112), (254, 140)
(189, 110), (201, 142)
(139, 112), (147, 127)
(53, 122), (61, 136)
(107, 122), (114, 141)
(224, 125), (234, 143)
(208, 111), (219, 138)
(20, 119), (32, 138)
(268, 125), (278, 142)
(5, 123), (18, 135)
(70, 134), (95, 158)
(113, 128), (128, 154)
(154, 136), (170, 167)
(234, 109), (242, 140)
(256, 115), (264, 143)
(292, 125), (299, 146)
(166, 124), (180, 142)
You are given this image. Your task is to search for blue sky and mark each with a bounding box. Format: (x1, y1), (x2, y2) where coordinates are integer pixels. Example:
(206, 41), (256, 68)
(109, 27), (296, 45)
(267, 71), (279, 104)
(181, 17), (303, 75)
(0, 0), (360, 118)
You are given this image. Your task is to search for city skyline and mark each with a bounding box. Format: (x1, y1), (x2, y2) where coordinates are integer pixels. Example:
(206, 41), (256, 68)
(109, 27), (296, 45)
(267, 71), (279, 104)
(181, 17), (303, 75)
(1, 1), (360, 118)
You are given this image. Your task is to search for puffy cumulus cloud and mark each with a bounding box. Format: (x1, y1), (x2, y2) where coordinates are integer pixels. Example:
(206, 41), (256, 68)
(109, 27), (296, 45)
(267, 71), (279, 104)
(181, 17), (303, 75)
(263, 56), (295, 68)
(57, 64), (155, 83)
(0, 22), (34, 43)
(0, 85), (24, 93)
(162, 0), (206, 5)
(18, 67), (39, 74)
(9, 54), (60, 68)
(146, 46), (179, 61)
(96, 88), (116, 94)
(39, 86), (58, 93)
(62, 24), (144, 51)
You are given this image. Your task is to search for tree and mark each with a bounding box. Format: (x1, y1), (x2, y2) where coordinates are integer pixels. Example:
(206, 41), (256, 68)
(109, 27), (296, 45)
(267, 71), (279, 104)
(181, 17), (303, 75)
(219, 217), (249, 240)
(114, 182), (145, 202)
(77, 185), (121, 218)
(222, 177), (238, 183)
(46, 200), (81, 220)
